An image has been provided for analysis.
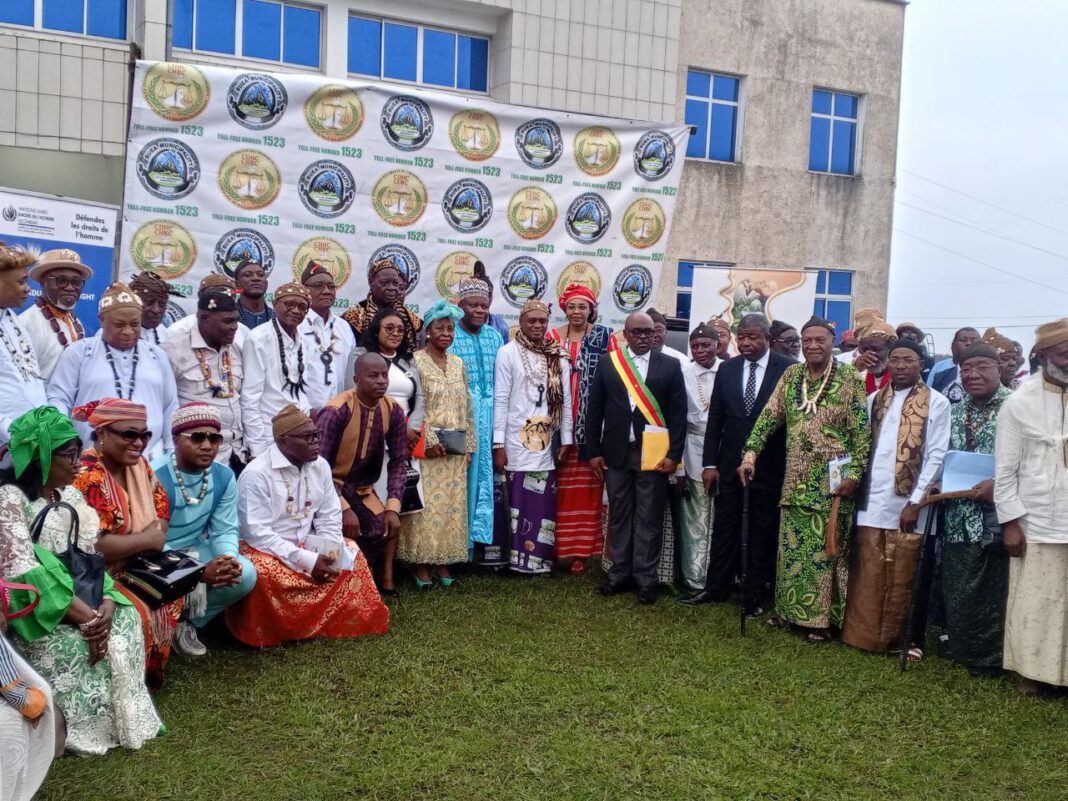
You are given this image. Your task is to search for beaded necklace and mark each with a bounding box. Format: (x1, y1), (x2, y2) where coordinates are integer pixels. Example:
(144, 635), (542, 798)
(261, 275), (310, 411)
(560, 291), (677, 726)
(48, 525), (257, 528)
(143, 327), (161, 346)
(0, 311), (39, 381)
(103, 341), (139, 400)
(798, 359), (835, 415)
(194, 347), (235, 398)
(694, 363), (715, 412)
(280, 467), (313, 521)
(517, 343), (549, 408)
(273, 319), (306, 399)
(36, 297), (84, 348)
(171, 455), (210, 506)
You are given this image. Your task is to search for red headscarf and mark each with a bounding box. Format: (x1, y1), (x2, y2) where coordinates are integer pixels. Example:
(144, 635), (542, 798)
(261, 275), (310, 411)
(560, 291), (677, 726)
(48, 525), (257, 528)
(72, 397), (148, 428)
(558, 283), (597, 310)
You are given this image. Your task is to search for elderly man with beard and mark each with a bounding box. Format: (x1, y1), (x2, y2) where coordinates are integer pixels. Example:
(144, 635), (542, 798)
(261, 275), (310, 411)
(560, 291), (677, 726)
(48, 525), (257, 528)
(853, 318), (897, 395)
(129, 270), (177, 346)
(233, 259), (274, 329)
(997, 318), (1068, 695)
(343, 259), (423, 354)
(493, 299), (574, 574)
(18, 247), (92, 380)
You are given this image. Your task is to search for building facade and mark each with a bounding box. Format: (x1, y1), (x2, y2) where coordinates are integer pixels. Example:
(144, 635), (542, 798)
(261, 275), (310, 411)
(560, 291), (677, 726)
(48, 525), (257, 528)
(0, 0), (904, 331)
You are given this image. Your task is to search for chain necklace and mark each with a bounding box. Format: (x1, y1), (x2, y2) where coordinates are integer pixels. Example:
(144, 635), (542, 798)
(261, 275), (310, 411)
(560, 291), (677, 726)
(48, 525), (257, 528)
(280, 467), (313, 521)
(694, 364), (714, 412)
(517, 343), (549, 408)
(171, 454), (210, 506)
(309, 316), (340, 384)
(0, 310), (40, 381)
(798, 359), (835, 415)
(195, 347), (235, 398)
(103, 341), (139, 400)
(37, 297), (84, 348)
(273, 319), (306, 400)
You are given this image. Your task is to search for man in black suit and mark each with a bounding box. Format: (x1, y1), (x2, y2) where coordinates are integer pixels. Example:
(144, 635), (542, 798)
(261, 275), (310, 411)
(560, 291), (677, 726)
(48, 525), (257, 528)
(586, 311), (687, 604)
(679, 313), (791, 614)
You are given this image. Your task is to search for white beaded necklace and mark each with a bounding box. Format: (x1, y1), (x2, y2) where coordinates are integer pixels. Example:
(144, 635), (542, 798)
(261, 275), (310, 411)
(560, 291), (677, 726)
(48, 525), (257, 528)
(798, 359), (835, 415)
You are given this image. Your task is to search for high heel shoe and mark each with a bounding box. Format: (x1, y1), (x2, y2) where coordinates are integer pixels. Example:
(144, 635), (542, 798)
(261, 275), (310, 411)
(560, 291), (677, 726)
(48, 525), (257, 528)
(413, 576), (434, 590)
(434, 574), (457, 588)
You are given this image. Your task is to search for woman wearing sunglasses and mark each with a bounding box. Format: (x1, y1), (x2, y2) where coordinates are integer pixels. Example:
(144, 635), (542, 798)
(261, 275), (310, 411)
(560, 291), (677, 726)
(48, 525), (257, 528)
(72, 397), (178, 691)
(0, 404), (162, 754)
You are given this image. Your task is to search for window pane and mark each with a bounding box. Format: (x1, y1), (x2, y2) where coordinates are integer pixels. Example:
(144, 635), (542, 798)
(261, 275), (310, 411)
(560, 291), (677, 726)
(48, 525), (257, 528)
(423, 29), (456, 87)
(676, 292), (692, 320)
(684, 99), (709, 158)
(808, 116), (830, 172)
(172, 0), (193, 46)
(815, 269), (826, 294)
(0, 0), (34, 25)
(686, 69), (711, 98)
(812, 89), (832, 115)
(709, 102), (736, 161)
(827, 300), (852, 339)
(43, 0), (84, 33)
(827, 270), (852, 296)
(813, 299), (826, 318)
(283, 5), (320, 67)
(196, 0), (236, 53)
(348, 16), (381, 76)
(87, 0), (126, 38)
(834, 92), (858, 119)
(712, 74), (739, 102)
(384, 22), (417, 81)
(457, 35), (488, 92)
(676, 261), (695, 289)
(830, 119), (856, 174)
(242, 0), (281, 61)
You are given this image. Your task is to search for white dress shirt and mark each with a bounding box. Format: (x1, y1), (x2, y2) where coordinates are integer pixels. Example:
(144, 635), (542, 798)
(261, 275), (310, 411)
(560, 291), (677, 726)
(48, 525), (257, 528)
(47, 333), (178, 459)
(0, 309), (48, 443)
(163, 321), (246, 463)
(237, 444), (348, 575)
(624, 345), (651, 442)
(659, 344), (687, 363)
(299, 310), (356, 409)
(140, 325), (167, 347)
(493, 340), (573, 472)
(857, 387), (950, 530)
(241, 320), (311, 457)
(166, 314), (251, 350)
(683, 358), (719, 482)
(17, 303), (87, 380)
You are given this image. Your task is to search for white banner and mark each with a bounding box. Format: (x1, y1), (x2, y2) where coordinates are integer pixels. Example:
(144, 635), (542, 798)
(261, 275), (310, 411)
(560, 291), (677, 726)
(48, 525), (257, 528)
(119, 62), (689, 329)
(690, 266), (818, 335)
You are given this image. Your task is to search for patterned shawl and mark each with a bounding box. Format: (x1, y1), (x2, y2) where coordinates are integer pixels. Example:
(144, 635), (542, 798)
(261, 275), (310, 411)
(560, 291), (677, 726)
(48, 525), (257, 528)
(868, 381), (931, 497)
(512, 329), (567, 428)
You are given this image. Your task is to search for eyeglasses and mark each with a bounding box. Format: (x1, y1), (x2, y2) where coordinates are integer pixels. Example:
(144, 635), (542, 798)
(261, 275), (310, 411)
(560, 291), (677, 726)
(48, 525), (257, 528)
(626, 328), (654, 338)
(108, 427), (152, 443)
(888, 356), (920, 366)
(280, 301), (309, 314)
(285, 431), (320, 444)
(380, 324), (405, 334)
(55, 445), (81, 464)
(179, 431), (224, 445)
(46, 276), (85, 290)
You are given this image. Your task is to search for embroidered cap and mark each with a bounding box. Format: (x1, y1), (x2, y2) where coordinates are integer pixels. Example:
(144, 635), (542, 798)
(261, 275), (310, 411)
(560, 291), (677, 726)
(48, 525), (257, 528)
(130, 270), (179, 301)
(98, 282), (143, 315)
(273, 282), (311, 304)
(172, 402), (222, 435)
(199, 273), (237, 294)
(456, 277), (491, 301)
(982, 327), (1016, 355)
(300, 260), (334, 285)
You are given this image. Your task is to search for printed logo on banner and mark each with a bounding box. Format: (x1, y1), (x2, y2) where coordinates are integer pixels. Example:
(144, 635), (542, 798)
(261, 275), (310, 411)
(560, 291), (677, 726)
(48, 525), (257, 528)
(515, 118), (563, 169)
(218, 150), (282, 210)
(129, 219), (197, 279)
(369, 244), (420, 292)
(435, 251), (480, 300)
(555, 261), (603, 301)
(142, 63), (210, 122)
(299, 160), (356, 219)
(613, 264), (653, 313)
(621, 198), (666, 249)
(449, 109), (500, 161)
(371, 170), (427, 227)
(573, 126), (621, 177)
(164, 301), (187, 326)
(442, 179), (493, 233)
(213, 228), (275, 278)
(633, 131), (676, 181)
(135, 138), (200, 200)
(380, 96), (434, 151)
(226, 73), (288, 130)
(565, 193), (611, 244)
(508, 187), (557, 240)
(292, 237), (352, 288)
(500, 256), (549, 308)
(2, 206), (15, 222)
(304, 85), (364, 142)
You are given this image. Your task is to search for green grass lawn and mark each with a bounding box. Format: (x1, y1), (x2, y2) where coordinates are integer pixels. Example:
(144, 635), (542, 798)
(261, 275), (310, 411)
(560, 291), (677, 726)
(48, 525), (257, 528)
(39, 572), (1068, 801)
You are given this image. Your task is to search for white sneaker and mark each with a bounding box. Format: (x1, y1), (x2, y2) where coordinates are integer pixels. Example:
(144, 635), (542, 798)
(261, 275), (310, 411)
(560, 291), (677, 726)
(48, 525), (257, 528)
(175, 621), (207, 657)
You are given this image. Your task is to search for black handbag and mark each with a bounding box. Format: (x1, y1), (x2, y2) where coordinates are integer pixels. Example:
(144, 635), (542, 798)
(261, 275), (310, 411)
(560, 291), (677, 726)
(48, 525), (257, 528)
(980, 503), (1005, 554)
(122, 550), (206, 608)
(30, 501), (105, 610)
(434, 428), (468, 456)
(400, 463), (424, 514)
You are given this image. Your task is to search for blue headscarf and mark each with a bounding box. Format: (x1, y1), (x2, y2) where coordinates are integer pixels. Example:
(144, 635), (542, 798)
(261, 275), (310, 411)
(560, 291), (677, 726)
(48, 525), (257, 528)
(423, 299), (463, 326)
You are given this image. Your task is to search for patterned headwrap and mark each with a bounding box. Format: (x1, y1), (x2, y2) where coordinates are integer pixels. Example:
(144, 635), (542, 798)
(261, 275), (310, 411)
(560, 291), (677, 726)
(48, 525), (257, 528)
(272, 404), (312, 438)
(519, 298), (551, 319)
(71, 397), (148, 428)
(172, 402), (222, 435)
(130, 270), (178, 301)
(423, 299), (464, 325)
(368, 257), (398, 279)
(98, 281), (143, 315)
(982, 327), (1015, 355)
(558, 283), (598, 310)
(7, 405), (79, 480)
(273, 282), (311, 303)
(1035, 317), (1068, 352)
(456, 278), (491, 300)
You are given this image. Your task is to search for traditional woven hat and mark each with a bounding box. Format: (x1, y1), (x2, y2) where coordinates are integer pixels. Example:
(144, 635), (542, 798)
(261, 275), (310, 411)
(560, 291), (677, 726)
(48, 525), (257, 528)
(29, 247), (92, 283)
(98, 282), (143, 315)
(1033, 318), (1068, 352)
(272, 404), (311, 438)
(858, 319), (897, 342)
(199, 273), (237, 293)
(982, 327), (1015, 355)
(130, 270), (178, 300)
(274, 282), (311, 303)
(172, 402), (222, 435)
(456, 277), (491, 300)
(519, 298), (551, 318)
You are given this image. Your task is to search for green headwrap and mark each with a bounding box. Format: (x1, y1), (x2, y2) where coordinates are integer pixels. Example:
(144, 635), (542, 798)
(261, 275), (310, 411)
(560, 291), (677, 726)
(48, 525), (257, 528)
(8, 405), (79, 480)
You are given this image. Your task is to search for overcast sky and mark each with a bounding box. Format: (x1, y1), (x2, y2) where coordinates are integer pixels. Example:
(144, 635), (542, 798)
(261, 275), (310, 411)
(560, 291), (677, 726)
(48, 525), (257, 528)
(886, 0), (1068, 355)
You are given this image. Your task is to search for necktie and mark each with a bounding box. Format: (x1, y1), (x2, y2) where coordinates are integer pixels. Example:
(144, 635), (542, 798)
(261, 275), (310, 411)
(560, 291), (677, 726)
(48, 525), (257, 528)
(744, 361), (757, 416)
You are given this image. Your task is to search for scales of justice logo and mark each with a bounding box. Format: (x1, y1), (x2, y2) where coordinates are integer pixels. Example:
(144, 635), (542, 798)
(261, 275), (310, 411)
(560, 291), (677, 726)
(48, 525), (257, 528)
(292, 237), (352, 288)
(298, 160), (356, 218)
(621, 198), (666, 249)
(515, 118), (563, 168)
(135, 138), (200, 200)
(555, 260), (603, 301)
(573, 126), (621, 177)
(508, 187), (557, 240)
(304, 85), (364, 142)
(613, 264), (653, 313)
(129, 219), (198, 279)
(435, 251), (480, 300)
(449, 109), (501, 161)
(442, 179), (493, 232)
(369, 244), (421, 293)
(380, 95), (434, 151)
(633, 131), (676, 181)
(565, 193), (611, 244)
(500, 256), (548, 308)
(213, 228), (275, 278)
(142, 63), (210, 122)
(218, 149), (281, 211)
(226, 73), (288, 130)
(371, 170), (427, 227)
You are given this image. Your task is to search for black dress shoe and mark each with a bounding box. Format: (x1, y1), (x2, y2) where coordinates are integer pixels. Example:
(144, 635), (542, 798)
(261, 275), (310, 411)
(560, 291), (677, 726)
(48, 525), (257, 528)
(677, 590), (717, 606)
(637, 587), (658, 605)
(597, 581), (630, 596)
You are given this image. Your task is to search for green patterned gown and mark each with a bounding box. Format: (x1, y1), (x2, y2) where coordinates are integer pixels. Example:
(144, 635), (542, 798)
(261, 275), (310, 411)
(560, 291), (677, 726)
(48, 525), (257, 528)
(744, 361), (870, 629)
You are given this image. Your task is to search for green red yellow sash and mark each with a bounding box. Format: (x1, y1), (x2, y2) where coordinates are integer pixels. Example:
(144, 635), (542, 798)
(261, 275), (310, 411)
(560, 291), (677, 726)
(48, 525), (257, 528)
(609, 347), (665, 428)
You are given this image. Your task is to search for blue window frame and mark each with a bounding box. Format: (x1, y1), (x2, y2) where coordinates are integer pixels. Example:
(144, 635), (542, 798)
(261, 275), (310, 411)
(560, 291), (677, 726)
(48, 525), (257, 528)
(2, 0), (127, 38)
(348, 15), (489, 92)
(809, 89), (860, 175)
(813, 269), (854, 341)
(684, 70), (741, 162)
(173, 0), (320, 67)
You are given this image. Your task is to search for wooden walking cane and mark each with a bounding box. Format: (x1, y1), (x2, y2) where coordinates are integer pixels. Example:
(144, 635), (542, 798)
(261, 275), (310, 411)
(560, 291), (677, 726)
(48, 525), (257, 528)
(740, 483), (750, 637)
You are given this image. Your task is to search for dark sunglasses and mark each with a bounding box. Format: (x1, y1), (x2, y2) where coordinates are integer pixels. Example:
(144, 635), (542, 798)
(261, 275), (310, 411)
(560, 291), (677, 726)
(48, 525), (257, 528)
(285, 431), (321, 444)
(108, 427), (152, 443)
(179, 431), (224, 445)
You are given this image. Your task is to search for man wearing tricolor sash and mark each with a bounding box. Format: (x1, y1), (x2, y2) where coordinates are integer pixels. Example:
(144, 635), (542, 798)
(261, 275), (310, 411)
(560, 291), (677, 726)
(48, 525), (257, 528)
(586, 312), (687, 604)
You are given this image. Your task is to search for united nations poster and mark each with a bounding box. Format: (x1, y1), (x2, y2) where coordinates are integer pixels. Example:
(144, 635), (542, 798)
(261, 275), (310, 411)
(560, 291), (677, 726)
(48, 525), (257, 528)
(119, 62), (689, 329)
(0, 187), (118, 334)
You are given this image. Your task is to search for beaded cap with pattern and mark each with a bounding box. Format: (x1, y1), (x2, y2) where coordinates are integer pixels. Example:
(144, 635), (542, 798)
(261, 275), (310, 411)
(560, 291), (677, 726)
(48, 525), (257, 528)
(456, 277), (491, 300)
(172, 401), (222, 435)
(519, 298), (551, 318)
(273, 282), (311, 303)
(98, 282), (143, 315)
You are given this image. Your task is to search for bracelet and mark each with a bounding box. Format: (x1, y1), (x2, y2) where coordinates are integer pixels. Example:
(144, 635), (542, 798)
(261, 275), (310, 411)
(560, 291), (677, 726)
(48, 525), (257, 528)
(78, 611), (103, 633)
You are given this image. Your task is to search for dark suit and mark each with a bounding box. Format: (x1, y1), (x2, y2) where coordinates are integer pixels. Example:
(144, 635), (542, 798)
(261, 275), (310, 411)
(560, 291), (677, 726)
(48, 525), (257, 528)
(700, 351), (792, 606)
(930, 364), (965, 404)
(586, 349), (687, 591)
